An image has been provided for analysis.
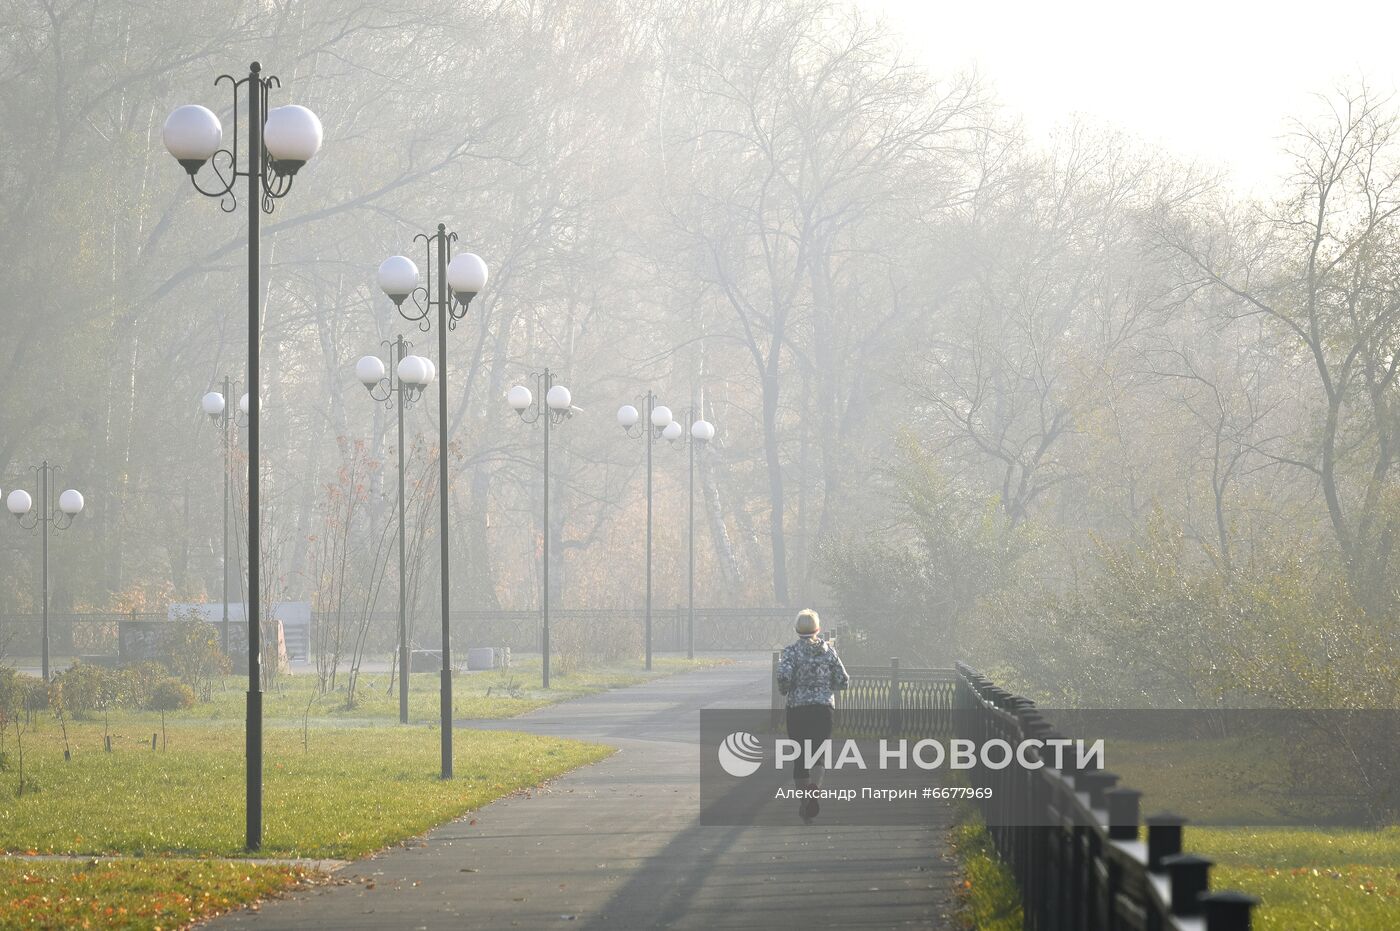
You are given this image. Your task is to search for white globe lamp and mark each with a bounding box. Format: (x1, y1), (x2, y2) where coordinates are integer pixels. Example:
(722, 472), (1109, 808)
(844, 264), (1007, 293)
(162, 105), (223, 173)
(446, 253), (488, 304)
(356, 355), (385, 387)
(7, 489), (32, 516)
(263, 105), (323, 175)
(377, 255), (419, 306)
(397, 355), (430, 387)
(546, 385), (572, 411)
(58, 489), (84, 516)
(202, 391), (226, 418)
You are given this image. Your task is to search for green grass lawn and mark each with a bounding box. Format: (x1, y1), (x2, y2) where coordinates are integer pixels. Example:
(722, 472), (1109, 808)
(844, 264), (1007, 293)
(0, 858), (310, 930)
(1190, 827), (1400, 930)
(0, 719), (610, 858)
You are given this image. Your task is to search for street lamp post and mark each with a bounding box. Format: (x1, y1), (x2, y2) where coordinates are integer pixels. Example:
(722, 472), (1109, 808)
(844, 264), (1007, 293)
(617, 394), (673, 670)
(377, 233), (487, 780)
(164, 61), (323, 850)
(668, 409), (715, 659)
(507, 370), (575, 688)
(355, 338), (435, 723)
(7, 464), (85, 680)
(201, 380), (248, 656)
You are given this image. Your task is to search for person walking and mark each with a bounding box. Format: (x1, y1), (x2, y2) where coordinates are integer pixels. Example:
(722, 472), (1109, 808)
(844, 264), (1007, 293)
(775, 609), (849, 823)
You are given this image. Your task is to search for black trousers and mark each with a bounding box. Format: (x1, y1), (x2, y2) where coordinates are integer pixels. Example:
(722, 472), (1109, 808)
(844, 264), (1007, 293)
(785, 703), (834, 783)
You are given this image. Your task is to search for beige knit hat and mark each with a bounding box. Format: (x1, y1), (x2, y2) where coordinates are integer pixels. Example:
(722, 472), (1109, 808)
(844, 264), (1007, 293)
(795, 609), (820, 637)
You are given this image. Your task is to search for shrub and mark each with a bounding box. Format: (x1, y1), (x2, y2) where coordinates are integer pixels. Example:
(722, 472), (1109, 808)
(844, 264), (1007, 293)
(162, 615), (229, 699)
(118, 661), (168, 709)
(48, 662), (119, 719)
(0, 668), (25, 724)
(0, 668), (42, 735)
(147, 678), (195, 713)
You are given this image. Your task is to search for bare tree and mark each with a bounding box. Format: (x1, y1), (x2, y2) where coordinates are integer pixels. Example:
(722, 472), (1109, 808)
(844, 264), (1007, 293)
(1161, 87), (1400, 611)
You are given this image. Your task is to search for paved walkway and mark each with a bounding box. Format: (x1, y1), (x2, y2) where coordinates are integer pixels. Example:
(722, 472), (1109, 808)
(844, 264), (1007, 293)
(205, 658), (957, 930)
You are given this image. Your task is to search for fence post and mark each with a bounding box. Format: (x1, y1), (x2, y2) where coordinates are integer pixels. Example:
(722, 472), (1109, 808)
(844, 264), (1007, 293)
(1161, 853), (1213, 917)
(1076, 770), (1119, 809)
(1201, 890), (1258, 931)
(886, 657), (902, 736)
(1145, 812), (1187, 870)
(1105, 787), (1141, 840)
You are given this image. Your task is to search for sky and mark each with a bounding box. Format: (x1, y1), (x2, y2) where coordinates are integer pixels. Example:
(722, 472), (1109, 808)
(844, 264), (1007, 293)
(858, 0), (1400, 196)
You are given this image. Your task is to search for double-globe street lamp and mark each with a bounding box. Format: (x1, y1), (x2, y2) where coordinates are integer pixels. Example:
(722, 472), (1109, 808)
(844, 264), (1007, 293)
(163, 61), (323, 850)
(200, 381), (249, 655)
(506, 371), (575, 689)
(6, 463), (85, 680)
(667, 408), (715, 660)
(376, 234), (488, 780)
(617, 395), (674, 670)
(355, 338), (436, 724)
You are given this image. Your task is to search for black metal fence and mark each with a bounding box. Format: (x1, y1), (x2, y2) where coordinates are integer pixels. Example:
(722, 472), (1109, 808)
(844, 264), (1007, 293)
(955, 662), (1259, 931)
(765, 657), (1261, 929)
(0, 612), (158, 657)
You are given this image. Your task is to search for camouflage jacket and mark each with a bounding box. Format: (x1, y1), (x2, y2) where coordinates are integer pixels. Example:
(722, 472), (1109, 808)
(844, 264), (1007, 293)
(776, 637), (850, 708)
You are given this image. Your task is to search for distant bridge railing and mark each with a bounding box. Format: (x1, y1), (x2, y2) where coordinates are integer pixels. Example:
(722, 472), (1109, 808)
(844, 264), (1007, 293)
(387, 606), (819, 655)
(768, 655), (961, 736)
(0, 606), (823, 662)
(833, 659), (959, 737)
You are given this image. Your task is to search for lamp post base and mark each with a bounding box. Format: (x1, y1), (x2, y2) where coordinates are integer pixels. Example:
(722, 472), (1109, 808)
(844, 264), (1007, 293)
(440, 667), (453, 779)
(246, 688), (263, 851)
